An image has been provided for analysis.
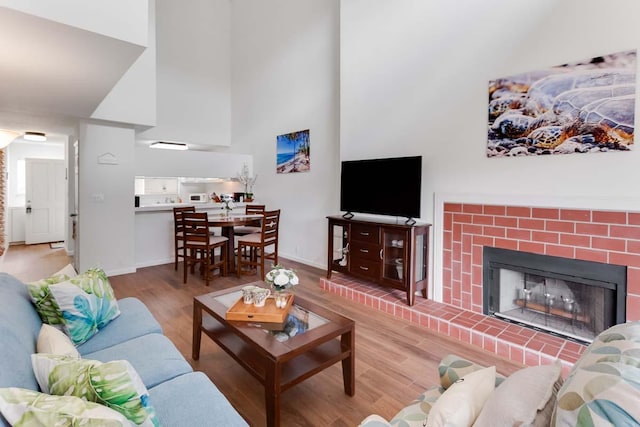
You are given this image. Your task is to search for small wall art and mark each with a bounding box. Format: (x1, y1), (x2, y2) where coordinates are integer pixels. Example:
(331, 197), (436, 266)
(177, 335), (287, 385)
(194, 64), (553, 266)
(488, 49), (636, 157)
(276, 129), (310, 174)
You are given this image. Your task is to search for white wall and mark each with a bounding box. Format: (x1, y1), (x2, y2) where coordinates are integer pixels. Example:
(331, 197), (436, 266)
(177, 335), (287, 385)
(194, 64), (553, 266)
(91, 0), (156, 127)
(341, 0), (640, 223)
(230, 0), (341, 268)
(137, 0), (232, 148)
(78, 122), (135, 275)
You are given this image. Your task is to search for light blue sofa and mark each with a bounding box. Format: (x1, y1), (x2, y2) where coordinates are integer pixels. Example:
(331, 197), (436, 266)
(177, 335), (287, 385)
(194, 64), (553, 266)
(0, 272), (247, 426)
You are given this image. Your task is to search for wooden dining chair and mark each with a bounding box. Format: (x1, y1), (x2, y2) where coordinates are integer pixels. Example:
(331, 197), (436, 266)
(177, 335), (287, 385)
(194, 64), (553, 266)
(182, 212), (229, 286)
(233, 204), (265, 236)
(173, 206), (196, 270)
(237, 209), (280, 279)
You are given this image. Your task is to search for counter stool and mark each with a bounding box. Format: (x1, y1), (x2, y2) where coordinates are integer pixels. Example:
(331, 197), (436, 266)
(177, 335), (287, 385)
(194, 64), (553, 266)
(173, 206), (195, 270)
(182, 212), (228, 286)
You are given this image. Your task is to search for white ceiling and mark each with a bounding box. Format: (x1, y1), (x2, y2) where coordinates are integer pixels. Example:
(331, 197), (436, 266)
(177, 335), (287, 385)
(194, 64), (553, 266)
(0, 6), (145, 139)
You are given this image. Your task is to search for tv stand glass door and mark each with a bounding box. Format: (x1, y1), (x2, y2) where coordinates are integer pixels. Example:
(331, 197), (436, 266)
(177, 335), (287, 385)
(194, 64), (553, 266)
(329, 222), (350, 274)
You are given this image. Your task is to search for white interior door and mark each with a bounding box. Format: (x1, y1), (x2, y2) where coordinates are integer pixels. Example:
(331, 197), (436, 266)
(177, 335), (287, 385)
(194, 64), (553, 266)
(25, 159), (66, 244)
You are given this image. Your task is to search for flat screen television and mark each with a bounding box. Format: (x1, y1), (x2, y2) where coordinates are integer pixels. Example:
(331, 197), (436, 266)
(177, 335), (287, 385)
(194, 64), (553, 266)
(340, 156), (422, 219)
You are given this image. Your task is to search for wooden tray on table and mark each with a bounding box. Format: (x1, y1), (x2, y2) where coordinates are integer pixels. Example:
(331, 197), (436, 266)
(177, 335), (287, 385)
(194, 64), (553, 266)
(225, 293), (294, 323)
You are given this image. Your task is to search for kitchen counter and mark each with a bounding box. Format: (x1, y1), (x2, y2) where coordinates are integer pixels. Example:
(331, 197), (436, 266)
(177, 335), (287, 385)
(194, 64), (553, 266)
(135, 202), (251, 212)
(134, 201), (255, 268)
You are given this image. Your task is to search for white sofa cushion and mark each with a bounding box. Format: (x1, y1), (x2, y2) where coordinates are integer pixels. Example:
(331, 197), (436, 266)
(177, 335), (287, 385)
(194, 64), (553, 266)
(36, 324), (79, 358)
(474, 360), (562, 427)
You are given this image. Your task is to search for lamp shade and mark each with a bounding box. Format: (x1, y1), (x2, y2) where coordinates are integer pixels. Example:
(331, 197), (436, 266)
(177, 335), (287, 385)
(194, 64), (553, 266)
(0, 129), (20, 149)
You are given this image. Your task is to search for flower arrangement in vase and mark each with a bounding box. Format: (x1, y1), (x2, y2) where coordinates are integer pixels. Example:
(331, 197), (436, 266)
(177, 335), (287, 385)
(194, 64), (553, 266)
(221, 199), (235, 216)
(264, 265), (298, 308)
(237, 163), (257, 202)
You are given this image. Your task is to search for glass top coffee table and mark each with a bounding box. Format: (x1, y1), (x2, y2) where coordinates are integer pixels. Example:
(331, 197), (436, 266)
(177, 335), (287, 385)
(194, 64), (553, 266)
(192, 282), (355, 427)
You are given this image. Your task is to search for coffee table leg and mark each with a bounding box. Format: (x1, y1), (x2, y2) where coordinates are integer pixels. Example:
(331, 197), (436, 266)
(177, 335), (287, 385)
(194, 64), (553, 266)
(192, 302), (202, 360)
(341, 328), (355, 396)
(265, 361), (280, 427)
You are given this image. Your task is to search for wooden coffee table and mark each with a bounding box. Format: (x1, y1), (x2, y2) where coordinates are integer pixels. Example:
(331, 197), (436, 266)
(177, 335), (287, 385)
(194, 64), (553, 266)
(192, 283), (355, 427)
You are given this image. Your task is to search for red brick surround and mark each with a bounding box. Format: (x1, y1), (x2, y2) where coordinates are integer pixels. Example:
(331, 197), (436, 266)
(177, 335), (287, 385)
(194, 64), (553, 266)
(443, 203), (640, 319)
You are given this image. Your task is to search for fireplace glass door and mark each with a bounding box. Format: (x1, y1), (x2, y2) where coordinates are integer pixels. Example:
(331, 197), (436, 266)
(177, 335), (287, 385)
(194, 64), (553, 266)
(491, 269), (612, 342)
(483, 247), (626, 344)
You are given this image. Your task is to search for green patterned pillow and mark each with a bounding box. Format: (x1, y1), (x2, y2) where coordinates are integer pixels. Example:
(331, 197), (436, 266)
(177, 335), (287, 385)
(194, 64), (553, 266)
(32, 354), (159, 426)
(26, 273), (74, 326)
(48, 268), (121, 345)
(554, 321), (640, 426)
(0, 387), (132, 426)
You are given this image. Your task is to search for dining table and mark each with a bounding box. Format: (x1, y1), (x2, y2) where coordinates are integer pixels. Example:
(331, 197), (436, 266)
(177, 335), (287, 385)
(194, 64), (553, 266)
(206, 213), (263, 273)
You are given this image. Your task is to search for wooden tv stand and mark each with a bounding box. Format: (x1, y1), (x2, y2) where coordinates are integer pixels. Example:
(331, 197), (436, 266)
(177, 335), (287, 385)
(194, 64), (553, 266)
(326, 215), (431, 306)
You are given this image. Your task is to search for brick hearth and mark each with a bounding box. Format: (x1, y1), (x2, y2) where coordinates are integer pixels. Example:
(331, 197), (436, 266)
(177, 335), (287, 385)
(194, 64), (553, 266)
(320, 273), (581, 375)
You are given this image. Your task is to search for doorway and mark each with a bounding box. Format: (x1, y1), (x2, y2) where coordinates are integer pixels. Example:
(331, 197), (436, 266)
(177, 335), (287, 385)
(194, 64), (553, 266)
(25, 158), (65, 244)
(5, 138), (68, 247)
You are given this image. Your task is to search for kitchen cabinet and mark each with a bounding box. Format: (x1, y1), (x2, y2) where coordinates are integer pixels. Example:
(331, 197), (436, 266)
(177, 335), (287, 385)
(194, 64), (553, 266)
(326, 216), (431, 306)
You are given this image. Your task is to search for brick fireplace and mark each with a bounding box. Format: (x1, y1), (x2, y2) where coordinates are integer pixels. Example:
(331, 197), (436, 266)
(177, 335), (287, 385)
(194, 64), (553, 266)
(442, 203), (639, 320)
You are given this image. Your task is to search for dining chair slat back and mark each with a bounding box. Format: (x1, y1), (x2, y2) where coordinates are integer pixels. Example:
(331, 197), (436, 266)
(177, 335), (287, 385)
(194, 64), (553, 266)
(182, 211), (228, 286)
(173, 206), (196, 270)
(237, 209), (280, 279)
(234, 204), (266, 236)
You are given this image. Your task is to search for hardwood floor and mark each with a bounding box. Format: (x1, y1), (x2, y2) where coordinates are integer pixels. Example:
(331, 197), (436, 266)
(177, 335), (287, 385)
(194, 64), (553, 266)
(2, 244), (523, 426)
(1, 243), (73, 282)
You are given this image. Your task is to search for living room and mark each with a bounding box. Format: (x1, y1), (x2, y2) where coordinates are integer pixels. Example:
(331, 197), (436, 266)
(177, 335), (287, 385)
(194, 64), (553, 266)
(2, 0), (640, 425)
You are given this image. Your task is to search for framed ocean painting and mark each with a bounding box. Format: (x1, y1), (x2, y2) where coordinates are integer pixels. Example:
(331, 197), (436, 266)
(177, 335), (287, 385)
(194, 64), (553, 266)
(276, 129), (310, 174)
(488, 49), (636, 157)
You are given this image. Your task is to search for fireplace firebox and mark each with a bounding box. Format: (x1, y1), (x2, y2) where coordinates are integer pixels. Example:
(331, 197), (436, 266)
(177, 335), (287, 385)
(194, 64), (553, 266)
(483, 247), (626, 344)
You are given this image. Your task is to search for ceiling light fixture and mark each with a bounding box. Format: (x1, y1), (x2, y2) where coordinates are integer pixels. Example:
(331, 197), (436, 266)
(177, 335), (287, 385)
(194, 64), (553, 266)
(150, 141), (188, 151)
(24, 131), (47, 142)
(0, 129), (20, 149)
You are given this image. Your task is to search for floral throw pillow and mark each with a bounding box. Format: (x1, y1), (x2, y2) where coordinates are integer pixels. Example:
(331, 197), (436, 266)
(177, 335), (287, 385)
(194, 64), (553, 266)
(553, 322), (640, 426)
(26, 273), (74, 326)
(32, 354), (159, 426)
(48, 268), (121, 345)
(0, 387), (132, 426)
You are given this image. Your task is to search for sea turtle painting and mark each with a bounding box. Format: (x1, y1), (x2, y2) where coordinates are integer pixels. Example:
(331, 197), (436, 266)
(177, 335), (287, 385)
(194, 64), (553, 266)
(487, 50), (636, 157)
